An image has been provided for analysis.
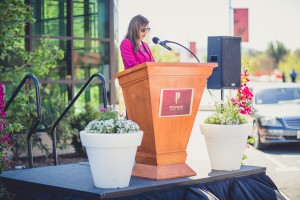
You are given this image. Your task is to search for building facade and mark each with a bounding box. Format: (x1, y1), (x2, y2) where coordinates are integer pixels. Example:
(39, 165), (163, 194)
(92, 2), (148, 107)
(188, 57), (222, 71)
(25, 0), (118, 105)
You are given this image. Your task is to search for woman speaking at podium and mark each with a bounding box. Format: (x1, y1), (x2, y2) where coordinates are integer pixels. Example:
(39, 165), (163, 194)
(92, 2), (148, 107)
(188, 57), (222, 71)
(120, 15), (155, 70)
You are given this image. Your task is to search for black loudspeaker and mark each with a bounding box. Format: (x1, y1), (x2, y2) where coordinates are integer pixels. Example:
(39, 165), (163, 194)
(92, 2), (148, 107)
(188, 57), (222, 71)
(207, 36), (241, 89)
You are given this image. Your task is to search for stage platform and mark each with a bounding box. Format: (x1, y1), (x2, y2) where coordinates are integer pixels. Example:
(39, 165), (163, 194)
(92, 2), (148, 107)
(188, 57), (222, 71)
(0, 160), (285, 200)
(0, 112), (286, 199)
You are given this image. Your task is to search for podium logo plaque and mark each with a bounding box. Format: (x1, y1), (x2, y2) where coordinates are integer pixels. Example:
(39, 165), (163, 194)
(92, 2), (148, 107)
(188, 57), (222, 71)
(159, 88), (194, 117)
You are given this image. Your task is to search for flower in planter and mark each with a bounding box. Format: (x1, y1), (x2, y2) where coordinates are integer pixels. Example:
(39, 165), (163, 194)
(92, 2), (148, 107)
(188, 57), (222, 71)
(203, 66), (255, 163)
(84, 106), (140, 134)
(80, 106), (143, 188)
(204, 66), (254, 125)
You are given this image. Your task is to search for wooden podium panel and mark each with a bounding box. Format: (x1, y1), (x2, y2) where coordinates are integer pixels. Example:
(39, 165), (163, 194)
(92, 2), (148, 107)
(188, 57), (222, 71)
(114, 62), (216, 180)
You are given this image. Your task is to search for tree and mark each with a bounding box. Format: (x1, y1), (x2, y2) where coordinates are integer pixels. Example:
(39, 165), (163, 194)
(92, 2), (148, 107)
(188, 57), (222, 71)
(294, 48), (300, 57)
(242, 51), (275, 74)
(266, 41), (289, 69)
(278, 50), (300, 82)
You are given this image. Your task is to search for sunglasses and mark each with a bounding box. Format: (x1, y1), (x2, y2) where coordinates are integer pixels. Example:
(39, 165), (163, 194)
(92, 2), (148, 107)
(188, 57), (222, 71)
(141, 27), (150, 33)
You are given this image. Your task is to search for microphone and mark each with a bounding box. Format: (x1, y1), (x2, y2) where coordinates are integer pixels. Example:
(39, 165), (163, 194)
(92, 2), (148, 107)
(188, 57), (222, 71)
(152, 37), (200, 63)
(152, 37), (172, 51)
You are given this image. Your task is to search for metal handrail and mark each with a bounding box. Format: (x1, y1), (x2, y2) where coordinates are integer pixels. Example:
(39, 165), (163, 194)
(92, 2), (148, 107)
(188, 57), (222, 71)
(4, 74), (42, 168)
(51, 73), (107, 165)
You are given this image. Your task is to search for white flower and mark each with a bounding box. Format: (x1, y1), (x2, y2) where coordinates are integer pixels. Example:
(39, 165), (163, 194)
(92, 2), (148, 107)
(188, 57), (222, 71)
(115, 120), (140, 133)
(84, 119), (140, 134)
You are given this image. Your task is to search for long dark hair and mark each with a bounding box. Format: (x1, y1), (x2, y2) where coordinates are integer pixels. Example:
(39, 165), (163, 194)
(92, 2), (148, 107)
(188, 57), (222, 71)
(125, 15), (149, 52)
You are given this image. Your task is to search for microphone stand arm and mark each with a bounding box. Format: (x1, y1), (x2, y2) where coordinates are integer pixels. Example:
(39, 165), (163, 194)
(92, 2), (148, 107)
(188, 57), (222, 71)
(165, 40), (200, 63)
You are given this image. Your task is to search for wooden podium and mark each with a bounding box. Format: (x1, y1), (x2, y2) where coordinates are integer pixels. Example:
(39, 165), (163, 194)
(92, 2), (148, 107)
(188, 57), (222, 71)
(114, 62), (216, 180)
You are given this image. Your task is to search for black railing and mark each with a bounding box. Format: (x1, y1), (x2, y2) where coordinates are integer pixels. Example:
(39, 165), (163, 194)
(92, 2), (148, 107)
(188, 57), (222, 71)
(51, 73), (107, 165)
(4, 74), (42, 168)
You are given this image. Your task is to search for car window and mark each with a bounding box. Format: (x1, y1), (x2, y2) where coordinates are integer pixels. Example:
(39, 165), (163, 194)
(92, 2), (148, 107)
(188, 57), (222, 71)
(255, 88), (300, 104)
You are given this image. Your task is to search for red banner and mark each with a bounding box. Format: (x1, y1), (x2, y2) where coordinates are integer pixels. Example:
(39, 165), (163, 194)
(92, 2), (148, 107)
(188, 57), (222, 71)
(189, 42), (196, 57)
(234, 8), (249, 42)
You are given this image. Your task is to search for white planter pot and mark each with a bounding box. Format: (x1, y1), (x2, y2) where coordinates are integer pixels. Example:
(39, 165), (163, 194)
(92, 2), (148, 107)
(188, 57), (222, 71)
(200, 123), (252, 171)
(79, 130), (143, 188)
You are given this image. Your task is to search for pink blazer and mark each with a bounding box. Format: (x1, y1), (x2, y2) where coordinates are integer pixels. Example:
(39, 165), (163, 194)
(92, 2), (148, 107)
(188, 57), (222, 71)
(120, 38), (155, 70)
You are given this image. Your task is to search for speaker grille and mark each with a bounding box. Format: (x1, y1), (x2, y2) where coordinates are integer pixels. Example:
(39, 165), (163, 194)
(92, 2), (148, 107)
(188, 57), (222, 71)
(222, 37), (241, 88)
(207, 36), (241, 89)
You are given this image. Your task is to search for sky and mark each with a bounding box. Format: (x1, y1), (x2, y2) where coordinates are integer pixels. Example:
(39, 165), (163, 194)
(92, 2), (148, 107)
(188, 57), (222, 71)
(119, 0), (300, 56)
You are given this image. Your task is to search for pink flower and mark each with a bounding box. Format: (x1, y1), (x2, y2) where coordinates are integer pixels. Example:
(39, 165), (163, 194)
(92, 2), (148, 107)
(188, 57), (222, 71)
(0, 83), (13, 170)
(100, 108), (107, 112)
(1, 112), (6, 118)
(231, 67), (254, 115)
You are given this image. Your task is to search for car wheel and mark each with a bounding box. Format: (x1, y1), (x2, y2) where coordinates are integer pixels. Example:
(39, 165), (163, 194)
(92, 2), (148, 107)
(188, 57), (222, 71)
(252, 121), (266, 150)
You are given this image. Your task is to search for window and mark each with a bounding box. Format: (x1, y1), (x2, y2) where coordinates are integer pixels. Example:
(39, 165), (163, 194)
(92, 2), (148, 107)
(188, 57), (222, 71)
(256, 88), (300, 104)
(26, 0), (117, 104)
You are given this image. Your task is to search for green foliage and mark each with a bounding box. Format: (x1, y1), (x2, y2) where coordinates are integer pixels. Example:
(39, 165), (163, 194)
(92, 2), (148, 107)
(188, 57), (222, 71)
(278, 50), (300, 81)
(242, 137), (255, 163)
(294, 49), (300, 57)
(150, 45), (180, 62)
(0, 1), (65, 162)
(0, 38), (64, 83)
(70, 103), (101, 132)
(204, 101), (247, 125)
(99, 107), (118, 120)
(4, 88), (51, 160)
(0, 0), (35, 81)
(205, 67), (252, 125)
(70, 102), (101, 155)
(4, 88), (34, 159)
(0, 0), (64, 82)
(266, 41), (289, 68)
(242, 42), (300, 77)
(40, 94), (72, 154)
(242, 52), (275, 74)
(0, 0), (35, 54)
